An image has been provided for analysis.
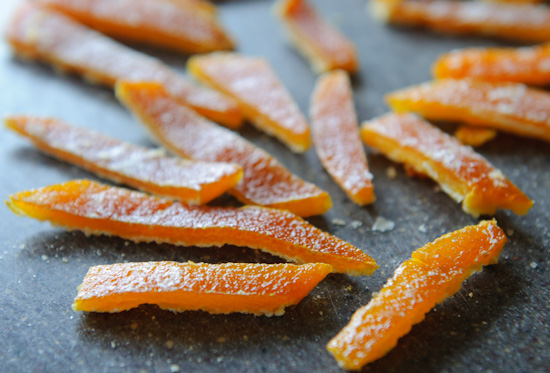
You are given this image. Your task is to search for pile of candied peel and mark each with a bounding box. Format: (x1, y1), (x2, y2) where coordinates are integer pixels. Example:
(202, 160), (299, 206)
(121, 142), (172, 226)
(4, 0), (549, 370)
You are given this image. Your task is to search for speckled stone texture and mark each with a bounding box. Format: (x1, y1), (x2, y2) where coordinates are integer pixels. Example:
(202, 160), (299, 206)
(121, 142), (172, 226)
(0, 0), (548, 372)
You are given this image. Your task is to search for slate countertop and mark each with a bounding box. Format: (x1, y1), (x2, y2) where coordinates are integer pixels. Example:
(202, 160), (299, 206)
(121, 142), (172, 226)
(1, 0), (549, 372)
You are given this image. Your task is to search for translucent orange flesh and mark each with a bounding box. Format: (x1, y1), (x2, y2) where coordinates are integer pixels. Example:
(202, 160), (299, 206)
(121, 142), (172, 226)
(116, 81), (332, 217)
(454, 126), (497, 148)
(361, 113), (533, 217)
(4, 115), (242, 204)
(275, 0), (358, 73)
(36, 0), (234, 54)
(310, 71), (374, 205)
(433, 43), (550, 86)
(371, 0), (550, 43)
(387, 79), (550, 143)
(73, 261), (332, 316)
(187, 52), (311, 153)
(327, 220), (507, 370)
(7, 180), (377, 276)
(5, 3), (242, 128)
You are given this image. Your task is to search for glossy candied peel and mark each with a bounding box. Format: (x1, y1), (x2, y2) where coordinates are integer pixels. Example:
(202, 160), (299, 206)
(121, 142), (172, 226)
(4, 115), (242, 204)
(37, 0), (234, 54)
(454, 126), (497, 148)
(370, 0), (550, 42)
(73, 261), (332, 316)
(387, 79), (550, 143)
(4, 2), (242, 128)
(7, 180), (377, 276)
(433, 43), (550, 86)
(274, 0), (358, 73)
(310, 70), (374, 205)
(360, 113), (533, 216)
(327, 220), (507, 370)
(116, 80), (332, 217)
(188, 52), (311, 152)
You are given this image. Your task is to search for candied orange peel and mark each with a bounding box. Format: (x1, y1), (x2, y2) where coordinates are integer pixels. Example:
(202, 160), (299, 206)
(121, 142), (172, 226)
(116, 80), (331, 217)
(433, 43), (550, 86)
(274, 0), (358, 73)
(73, 261), (332, 316)
(36, 0), (234, 54)
(387, 79), (550, 143)
(5, 2), (242, 128)
(454, 126), (497, 147)
(4, 115), (242, 204)
(327, 220), (507, 370)
(370, 0), (550, 42)
(7, 180), (377, 275)
(188, 52), (311, 152)
(310, 70), (374, 205)
(361, 113), (533, 216)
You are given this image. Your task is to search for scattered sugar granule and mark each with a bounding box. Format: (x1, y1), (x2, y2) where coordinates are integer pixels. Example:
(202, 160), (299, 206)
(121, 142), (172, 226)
(332, 218), (346, 226)
(372, 217), (395, 232)
(386, 166), (397, 179)
(170, 364), (180, 373)
(350, 220), (363, 229)
(418, 224), (427, 233)
(530, 262), (538, 269)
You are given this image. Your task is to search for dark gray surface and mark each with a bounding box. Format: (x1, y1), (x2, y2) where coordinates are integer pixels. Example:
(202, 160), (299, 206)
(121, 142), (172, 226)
(1, 0), (549, 372)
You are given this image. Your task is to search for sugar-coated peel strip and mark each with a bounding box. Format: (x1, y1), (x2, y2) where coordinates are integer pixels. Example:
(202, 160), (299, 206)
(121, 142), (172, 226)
(274, 0), (358, 73)
(4, 115), (242, 204)
(188, 52), (311, 152)
(5, 2), (242, 128)
(433, 43), (550, 86)
(361, 113), (533, 216)
(116, 81), (331, 217)
(386, 79), (550, 143)
(370, 0), (550, 43)
(310, 70), (374, 205)
(454, 126), (497, 148)
(327, 220), (507, 370)
(6, 180), (377, 276)
(37, 0), (234, 54)
(73, 261), (332, 316)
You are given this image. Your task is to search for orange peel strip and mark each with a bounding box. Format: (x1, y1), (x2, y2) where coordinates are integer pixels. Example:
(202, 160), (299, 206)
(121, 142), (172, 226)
(73, 261), (332, 316)
(310, 70), (374, 205)
(454, 126), (497, 148)
(4, 115), (242, 204)
(433, 43), (550, 86)
(188, 52), (311, 152)
(327, 220), (507, 370)
(274, 0), (358, 73)
(5, 2), (242, 128)
(370, 0), (550, 43)
(387, 79), (550, 143)
(36, 0), (234, 54)
(7, 180), (377, 276)
(361, 113), (533, 216)
(116, 80), (332, 217)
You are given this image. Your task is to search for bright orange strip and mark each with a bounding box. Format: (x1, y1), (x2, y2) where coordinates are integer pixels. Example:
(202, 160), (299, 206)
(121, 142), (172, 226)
(116, 81), (332, 217)
(275, 0), (358, 73)
(5, 115), (242, 204)
(454, 126), (497, 148)
(387, 79), (550, 143)
(361, 113), (533, 216)
(5, 3), (242, 128)
(310, 70), (374, 205)
(73, 261), (332, 316)
(188, 52), (311, 152)
(327, 220), (507, 370)
(7, 180), (377, 276)
(37, 0), (234, 54)
(433, 43), (550, 86)
(371, 0), (550, 42)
